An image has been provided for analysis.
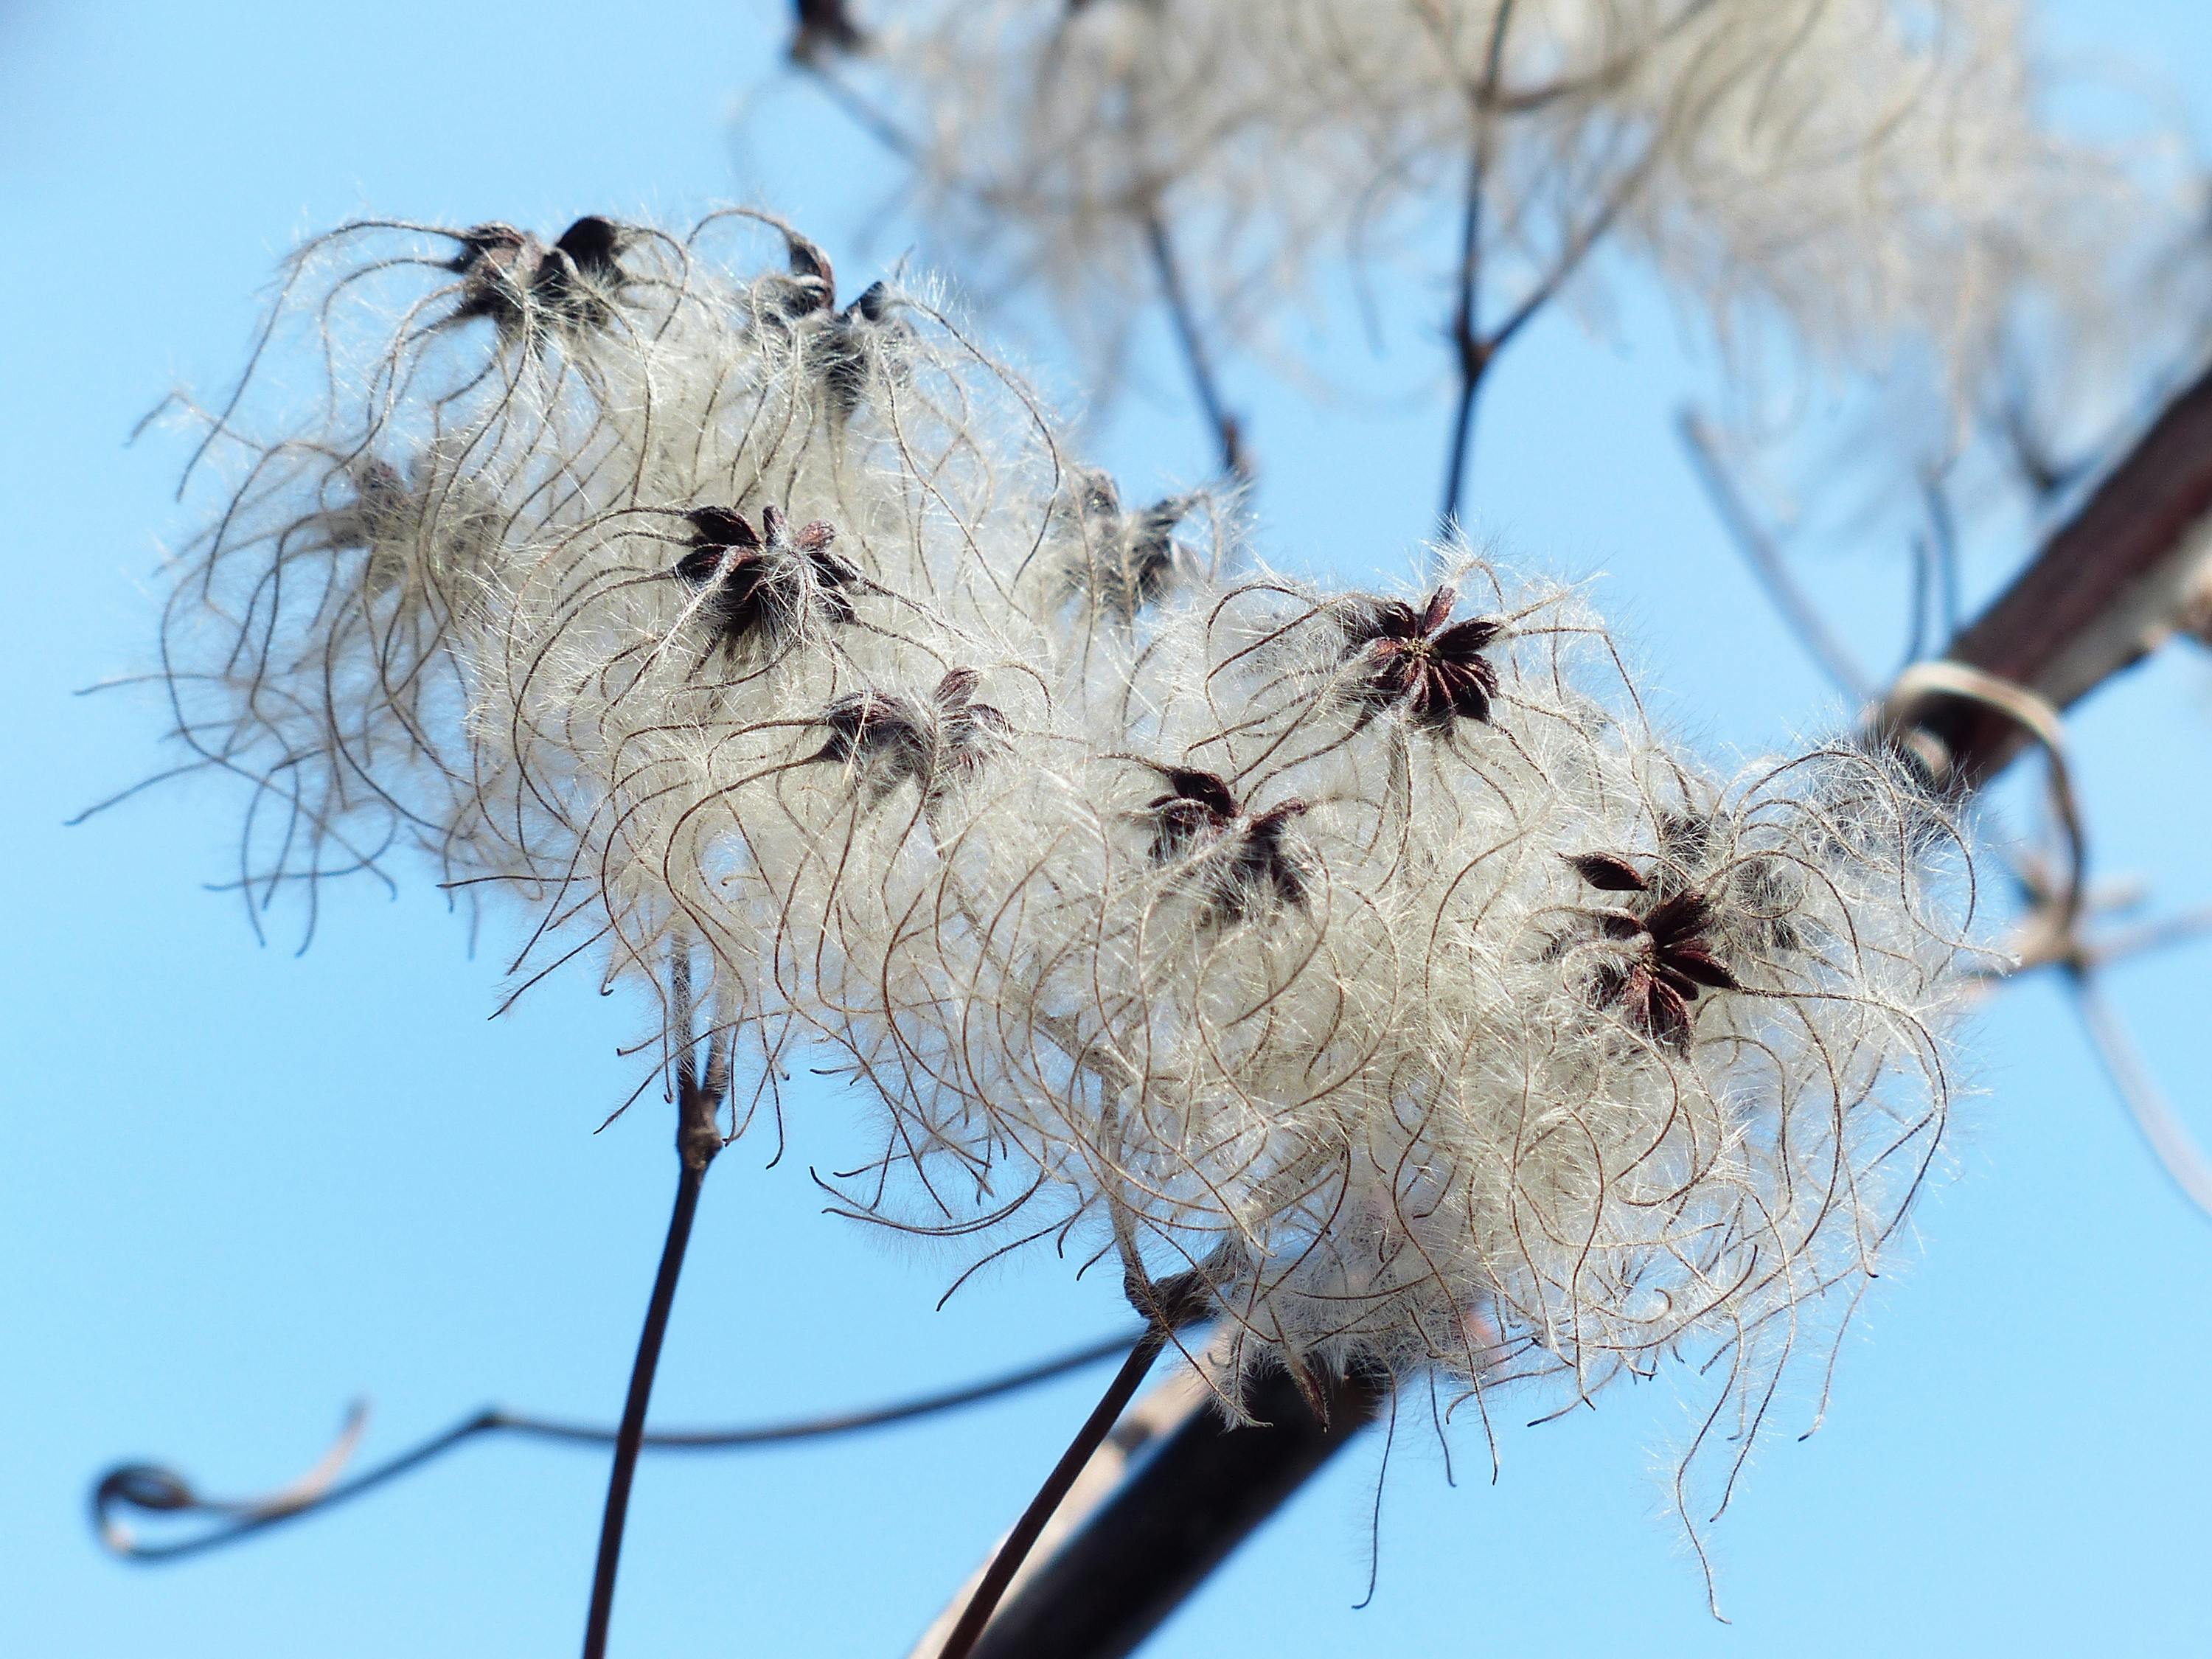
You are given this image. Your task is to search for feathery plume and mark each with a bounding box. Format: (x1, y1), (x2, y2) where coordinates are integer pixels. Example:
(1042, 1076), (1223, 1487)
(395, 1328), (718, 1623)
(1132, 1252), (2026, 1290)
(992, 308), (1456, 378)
(142, 207), (1980, 1582)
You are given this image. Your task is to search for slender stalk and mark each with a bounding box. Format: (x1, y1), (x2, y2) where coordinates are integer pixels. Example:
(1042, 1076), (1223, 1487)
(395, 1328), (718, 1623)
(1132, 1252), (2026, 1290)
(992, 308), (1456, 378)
(1436, 153), (1490, 538)
(1677, 408), (1874, 701)
(1441, 154), (1646, 542)
(582, 949), (728, 1659)
(2068, 967), (2212, 1221)
(1143, 214), (1246, 481)
(94, 1330), (1147, 1565)
(1437, 0), (1517, 538)
(957, 1364), (1385, 1659)
(582, 1144), (710, 1659)
(933, 1328), (1169, 1659)
(2084, 904), (2212, 970)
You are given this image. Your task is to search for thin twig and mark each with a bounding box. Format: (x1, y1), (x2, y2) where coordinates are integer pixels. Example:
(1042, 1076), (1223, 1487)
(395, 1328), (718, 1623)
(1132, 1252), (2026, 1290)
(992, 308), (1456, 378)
(933, 1273), (1208, 1659)
(1142, 214), (1246, 481)
(2067, 968), (2212, 1220)
(905, 1367), (1210, 1659)
(1992, 795), (2212, 1222)
(1436, 0), (1518, 539)
(956, 1363), (1388, 1659)
(1677, 408), (1876, 701)
(800, 63), (920, 159)
(2081, 903), (2212, 970)
(933, 1331), (1169, 1659)
(581, 1138), (710, 1657)
(1439, 125), (1650, 538)
(1436, 147), (1490, 538)
(1910, 688), (2211, 1222)
(91, 1332), (1145, 1564)
(1997, 378), (2087, 504)
(582, 956), (729, 1659)
(1918, 465), (1963, 641)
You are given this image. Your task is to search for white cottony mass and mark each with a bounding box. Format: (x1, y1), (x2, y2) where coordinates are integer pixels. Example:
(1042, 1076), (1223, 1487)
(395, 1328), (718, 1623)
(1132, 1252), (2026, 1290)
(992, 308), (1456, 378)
(831, 0), (2165, 420)
(154, 207), (1979, 1585)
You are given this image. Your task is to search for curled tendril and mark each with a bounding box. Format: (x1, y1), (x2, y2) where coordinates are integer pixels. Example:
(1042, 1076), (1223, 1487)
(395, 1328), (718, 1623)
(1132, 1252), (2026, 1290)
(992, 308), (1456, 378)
(92, 1330), (1141, 1564)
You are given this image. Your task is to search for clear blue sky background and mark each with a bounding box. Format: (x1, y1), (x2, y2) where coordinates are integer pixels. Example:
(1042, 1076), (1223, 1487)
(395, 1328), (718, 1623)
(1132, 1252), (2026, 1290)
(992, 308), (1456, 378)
(5, 2), (2211, 1655)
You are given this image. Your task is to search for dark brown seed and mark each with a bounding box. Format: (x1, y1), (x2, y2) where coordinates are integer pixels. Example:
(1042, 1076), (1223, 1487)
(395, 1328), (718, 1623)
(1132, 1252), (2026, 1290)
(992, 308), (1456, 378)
(1568, 852), (1650, 892)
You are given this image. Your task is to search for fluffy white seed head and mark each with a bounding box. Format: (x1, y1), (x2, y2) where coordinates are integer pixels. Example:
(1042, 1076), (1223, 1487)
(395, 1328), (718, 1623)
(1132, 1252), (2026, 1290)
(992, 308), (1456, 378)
(841, 0), (2164, 408)
(150, 208), (1980, 1570)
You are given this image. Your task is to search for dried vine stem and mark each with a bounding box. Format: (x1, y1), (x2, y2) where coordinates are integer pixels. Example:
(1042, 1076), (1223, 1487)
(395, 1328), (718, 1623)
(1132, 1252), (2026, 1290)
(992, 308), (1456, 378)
(582, 957), (728, 1659)
(933, 1274), (1208, 1659)
(1144, 215), (1246, 481)
(1906, 358), (2212, 785)
(961, 1365), (1385, 1659)
(91, 1331), (1144, 1564)
(933, 1340), (1165, 1659)
(2070, 972), (2212, 1218)
(1436, 0), (1520, 535)
(1675, 408), (1874, 702)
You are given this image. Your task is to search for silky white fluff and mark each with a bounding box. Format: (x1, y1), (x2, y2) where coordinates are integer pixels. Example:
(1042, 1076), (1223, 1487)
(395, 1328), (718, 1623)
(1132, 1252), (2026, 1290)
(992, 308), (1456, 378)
(833, 0), (2161, 406)
(153, 210), (1979, 1576)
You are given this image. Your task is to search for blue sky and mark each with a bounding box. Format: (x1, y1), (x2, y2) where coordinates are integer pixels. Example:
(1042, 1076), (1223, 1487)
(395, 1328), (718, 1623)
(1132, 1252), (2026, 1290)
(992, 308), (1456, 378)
(4, 2), (2211, 1655)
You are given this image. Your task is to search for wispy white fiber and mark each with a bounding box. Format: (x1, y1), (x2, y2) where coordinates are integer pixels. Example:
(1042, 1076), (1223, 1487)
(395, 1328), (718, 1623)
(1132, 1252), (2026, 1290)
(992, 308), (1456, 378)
(836, 0), (2169, 407)
(151, 209), (1980, 1578)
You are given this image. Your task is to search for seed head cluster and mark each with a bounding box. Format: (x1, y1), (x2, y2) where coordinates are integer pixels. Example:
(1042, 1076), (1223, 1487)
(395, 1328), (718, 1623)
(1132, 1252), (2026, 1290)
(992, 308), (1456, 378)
(840, 0), (2150, 397)
(156, 208), (1976, 1554)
